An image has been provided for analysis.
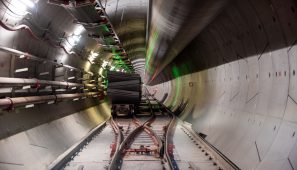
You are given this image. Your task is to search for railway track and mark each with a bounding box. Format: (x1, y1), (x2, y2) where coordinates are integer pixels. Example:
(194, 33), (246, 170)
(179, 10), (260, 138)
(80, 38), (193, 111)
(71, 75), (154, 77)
(49, 93), (238, 170)
(108, 95), (176, 170)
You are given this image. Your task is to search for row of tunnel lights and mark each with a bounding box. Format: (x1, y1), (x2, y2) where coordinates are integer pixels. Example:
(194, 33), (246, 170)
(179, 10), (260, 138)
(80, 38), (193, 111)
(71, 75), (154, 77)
(6, 0), (125, 75)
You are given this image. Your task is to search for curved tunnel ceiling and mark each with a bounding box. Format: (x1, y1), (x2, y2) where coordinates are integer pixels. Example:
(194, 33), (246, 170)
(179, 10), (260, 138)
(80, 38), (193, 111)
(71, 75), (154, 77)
(0, 0), (297, 169)
(104, 0), (147, 71)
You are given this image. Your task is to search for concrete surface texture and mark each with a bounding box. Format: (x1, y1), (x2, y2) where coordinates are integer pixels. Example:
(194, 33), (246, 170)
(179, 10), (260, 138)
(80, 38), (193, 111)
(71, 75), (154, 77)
(0, 103), (110, 170)
(64, 125), (114, 170)
(1, 0), (297, 169)
(146, 0), (297, 169)
(173, 124), (220, 170)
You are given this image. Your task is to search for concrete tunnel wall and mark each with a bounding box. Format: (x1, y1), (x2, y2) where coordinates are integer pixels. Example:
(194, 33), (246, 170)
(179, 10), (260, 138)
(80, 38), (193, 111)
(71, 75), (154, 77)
(1, 0), (297, 169)
(0, 102), (110, 170)
(147, 0), (297, 169)
(0, 2), (111, 168)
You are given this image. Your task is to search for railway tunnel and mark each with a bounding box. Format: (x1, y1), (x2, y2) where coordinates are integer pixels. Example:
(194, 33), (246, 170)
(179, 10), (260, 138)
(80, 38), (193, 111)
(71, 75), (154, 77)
(0, 0), (297, 169)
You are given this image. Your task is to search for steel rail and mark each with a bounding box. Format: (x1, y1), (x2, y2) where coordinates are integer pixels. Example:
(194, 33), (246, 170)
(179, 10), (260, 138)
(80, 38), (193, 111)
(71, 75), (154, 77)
(146, 88), (239, 170)
(132, 114), (159, 146)
(108, 123), (143, 170)
(109, 95), (174, 169)
(48, 120), (108, 170)
(110, 117), (124, 159)
(108, 101), (157, 170)
(164, 115), (179, 170)
(181, 123), (240, 170)
(145, 88), (179, 170)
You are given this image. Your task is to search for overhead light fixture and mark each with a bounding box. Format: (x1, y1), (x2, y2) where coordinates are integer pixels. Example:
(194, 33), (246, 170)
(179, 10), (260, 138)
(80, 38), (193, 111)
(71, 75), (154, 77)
(21, 0), (35, 8)
(9, 0), (27, 14)
(89, 51), (99, 63)
(68, 76), (75, 80)
(101, 60), (109, 68)
(74, 25), (85, 35)
(5, 0), (35, 23)
(10, 0), (35, 12)
(59, 55), (67, 63)
(72, 35), (81, 43)
(99, 67), (103, 76)
(67, 35), (81, 46)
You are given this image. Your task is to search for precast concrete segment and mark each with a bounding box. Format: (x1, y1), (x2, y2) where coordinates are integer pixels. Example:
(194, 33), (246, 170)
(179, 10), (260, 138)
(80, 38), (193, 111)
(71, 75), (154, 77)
(174, 125), (220, 170)
(145, 0), (297, 169)
(0, 104), (110, 170)
(147, 50), (297, 169)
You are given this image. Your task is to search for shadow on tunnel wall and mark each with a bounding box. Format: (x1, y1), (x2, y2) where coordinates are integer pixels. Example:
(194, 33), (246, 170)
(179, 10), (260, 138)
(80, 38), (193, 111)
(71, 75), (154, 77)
(149, 0), (297, 85)
(148, 0), (297, 169)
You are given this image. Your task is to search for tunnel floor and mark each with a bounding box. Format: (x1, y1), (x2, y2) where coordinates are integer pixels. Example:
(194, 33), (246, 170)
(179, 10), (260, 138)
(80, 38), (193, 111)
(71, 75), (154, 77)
(48, 97), (237, 170)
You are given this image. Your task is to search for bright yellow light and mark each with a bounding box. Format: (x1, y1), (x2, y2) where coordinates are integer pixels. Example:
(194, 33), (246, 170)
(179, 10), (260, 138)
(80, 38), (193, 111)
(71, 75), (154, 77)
(74, 25), (85, 35)
(89, 51), (99, 63)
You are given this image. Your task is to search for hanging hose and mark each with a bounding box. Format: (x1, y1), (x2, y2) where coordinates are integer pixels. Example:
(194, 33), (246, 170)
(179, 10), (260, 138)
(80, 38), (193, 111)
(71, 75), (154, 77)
(0, 19), (75, 55)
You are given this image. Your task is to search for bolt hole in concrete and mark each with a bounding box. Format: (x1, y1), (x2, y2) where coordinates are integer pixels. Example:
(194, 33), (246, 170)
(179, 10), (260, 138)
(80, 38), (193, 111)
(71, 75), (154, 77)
(258, 24), (262, 30)
(288, 22), (291, 26)
(291, 6), (295, 13)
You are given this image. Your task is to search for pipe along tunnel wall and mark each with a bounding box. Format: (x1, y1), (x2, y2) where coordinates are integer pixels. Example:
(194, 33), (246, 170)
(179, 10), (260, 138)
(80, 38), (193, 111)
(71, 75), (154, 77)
(147, 0), (297, 169)
(0, 0), (297, 169)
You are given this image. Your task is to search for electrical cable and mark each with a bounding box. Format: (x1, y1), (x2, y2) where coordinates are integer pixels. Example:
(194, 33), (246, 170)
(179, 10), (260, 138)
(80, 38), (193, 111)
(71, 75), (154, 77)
(0, 19), (75, 55)
(0, 0), (29, 16)
(0, 0), (74, 54)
